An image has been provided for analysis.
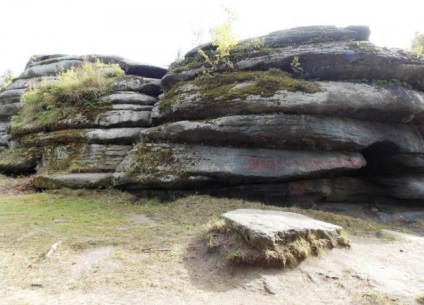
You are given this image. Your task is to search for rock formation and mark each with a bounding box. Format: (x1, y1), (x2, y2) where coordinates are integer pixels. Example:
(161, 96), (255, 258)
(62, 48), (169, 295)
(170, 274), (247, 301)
(2, 25), (424, 205)
(0, 54), (166, 176)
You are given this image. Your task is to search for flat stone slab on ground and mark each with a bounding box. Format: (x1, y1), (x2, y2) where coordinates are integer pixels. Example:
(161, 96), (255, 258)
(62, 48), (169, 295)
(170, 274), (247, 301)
(222, 209), (342, 251)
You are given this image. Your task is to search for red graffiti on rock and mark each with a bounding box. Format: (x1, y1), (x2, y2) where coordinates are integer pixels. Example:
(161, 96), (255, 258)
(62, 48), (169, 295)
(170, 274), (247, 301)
(243, 156), (363, 174)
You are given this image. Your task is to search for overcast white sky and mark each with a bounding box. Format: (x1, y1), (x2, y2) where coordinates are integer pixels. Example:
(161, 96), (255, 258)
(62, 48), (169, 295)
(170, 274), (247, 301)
(1, 0), (423, 76)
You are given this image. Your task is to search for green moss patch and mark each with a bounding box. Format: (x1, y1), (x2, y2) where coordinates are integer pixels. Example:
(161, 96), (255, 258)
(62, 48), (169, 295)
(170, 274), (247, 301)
(161, 69), (321, 107)
(125, 143), (188, 183)
(0, 148), (40, 175)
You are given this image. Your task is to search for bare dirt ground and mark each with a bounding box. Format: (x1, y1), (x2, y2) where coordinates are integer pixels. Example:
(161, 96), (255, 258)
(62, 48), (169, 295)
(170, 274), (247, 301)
(1, 176), (423, 305)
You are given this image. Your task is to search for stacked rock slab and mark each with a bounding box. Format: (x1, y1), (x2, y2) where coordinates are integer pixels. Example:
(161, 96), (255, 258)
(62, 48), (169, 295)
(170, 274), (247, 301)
(114, 25), (424, 204)
(0, 54), (166, 180)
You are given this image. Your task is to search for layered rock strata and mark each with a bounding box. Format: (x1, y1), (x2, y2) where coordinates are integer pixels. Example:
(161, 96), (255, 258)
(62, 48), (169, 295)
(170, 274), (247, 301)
(4, 26), (424, 205)
(113, 26), (424, 204)
(0, 54), (166, 177)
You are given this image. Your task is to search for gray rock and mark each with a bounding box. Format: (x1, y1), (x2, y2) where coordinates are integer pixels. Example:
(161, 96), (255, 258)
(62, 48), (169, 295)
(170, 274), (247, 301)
(6, 76), (57, 90)
(0, 102), (21, 118)
(141, 114), (424, 153)
(234, 41), (424, 90)
(100, 91), (158, 105)
(41, 144), (132, 173)
(221, 209), (342, 250)
(344, 25), (371, 41)
(375, 176), (424, 201)
(259, 25), (366, 48)
(0, 148), (40, 175)
(116, 143), (365, 188)
(165, 41), (424, 90)
(17, 128), (144, 146)
(10, 110), (151, 137)
(112, 104), (153, 111)
(109, 76), (162, 96)
(184, 25), (369, 59)
(34, 173), (114, 189)
(23, 54), (167, 79)
(19, 59), (84, 79)
(0, 89), (26, 105)
(153, 81), (424, 124)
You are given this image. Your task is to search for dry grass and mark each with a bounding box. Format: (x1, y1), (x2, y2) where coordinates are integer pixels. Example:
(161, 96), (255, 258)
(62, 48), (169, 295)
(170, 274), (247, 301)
(205, 219), (348, 268)
(1, 175), (422, 294)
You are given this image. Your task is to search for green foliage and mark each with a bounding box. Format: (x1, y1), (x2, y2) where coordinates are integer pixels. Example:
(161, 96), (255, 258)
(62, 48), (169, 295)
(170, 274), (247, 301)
(290, 56), (303, 77)
(12, 61), (124, 129)
(198, 6), (238, 71)
(411, 32), (424, 58)
(0, 70), (14, 92)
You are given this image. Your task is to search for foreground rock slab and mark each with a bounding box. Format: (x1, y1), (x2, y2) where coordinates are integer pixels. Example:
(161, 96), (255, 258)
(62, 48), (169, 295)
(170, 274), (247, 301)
(222, 209), (343, 251)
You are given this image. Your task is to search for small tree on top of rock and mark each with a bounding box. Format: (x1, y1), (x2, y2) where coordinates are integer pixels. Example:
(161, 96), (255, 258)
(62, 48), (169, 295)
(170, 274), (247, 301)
(198, 6), (238, 71)
(0, 70), (14, 92)
(411, 32), (424, 58)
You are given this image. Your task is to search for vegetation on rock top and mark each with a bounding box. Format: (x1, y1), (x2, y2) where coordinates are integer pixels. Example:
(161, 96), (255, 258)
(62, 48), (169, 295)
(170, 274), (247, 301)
(0, 70), (14, 92)
(11, 61), (124, 131)
(161, 69), (321, 108)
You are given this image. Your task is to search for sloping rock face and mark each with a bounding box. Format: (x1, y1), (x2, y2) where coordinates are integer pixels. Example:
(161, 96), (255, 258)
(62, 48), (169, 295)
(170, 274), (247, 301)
(0, 54), (165, 176)
(114, 25), (424, 204)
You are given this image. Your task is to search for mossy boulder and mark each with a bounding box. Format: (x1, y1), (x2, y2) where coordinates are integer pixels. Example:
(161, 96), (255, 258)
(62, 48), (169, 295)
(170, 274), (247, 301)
(153, 80), (424, 124)
(0, 148), (40, 175)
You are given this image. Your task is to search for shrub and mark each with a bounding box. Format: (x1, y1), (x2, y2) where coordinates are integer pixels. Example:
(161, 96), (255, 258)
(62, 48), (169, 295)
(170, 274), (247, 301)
(13, 61), (124, 129)
(411, 32), (424, 58)
(0, 70), (14, 92)
(198, 6), (238, 71)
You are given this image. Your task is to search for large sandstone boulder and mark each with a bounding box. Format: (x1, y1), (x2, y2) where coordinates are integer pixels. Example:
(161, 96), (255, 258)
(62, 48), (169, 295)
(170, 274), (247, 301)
(153, 80), (424, 124)
(142, 114), (424, 153)
(0, 54), (164, 179)
(114, 143), (365, 189)
(222, 209), (342, 250)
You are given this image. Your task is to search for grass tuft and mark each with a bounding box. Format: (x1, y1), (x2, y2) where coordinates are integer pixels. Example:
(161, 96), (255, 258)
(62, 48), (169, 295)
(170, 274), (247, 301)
(205, 217), (348, 268)
(11, 61), (124, 131)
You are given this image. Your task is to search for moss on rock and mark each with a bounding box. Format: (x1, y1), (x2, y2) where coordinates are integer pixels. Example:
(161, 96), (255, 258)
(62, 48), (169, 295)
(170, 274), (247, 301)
(0, 147), (40, 175)
(124, 143), (188, 183)
(161, 69), (321, 108)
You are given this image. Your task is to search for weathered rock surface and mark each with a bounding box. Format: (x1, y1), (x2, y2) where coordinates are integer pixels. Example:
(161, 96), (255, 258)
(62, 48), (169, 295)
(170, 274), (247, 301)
(222, 209), (342, 250)
(153, 81), (424, 124)
(0, 54), (164, 179)
(10, 110), (151, 137)
(142, 114), (424, 153)
(41, 144), (132, 173)
(0, 148), (40, 175)
(5, 76), (56, 90)
(16, 128), (143, 146)
(164, 41), (424, 90)
(100, 91), (158, 105)
(115, 143), (365, 188)
(34, 173), (114, 189)
(3, 27), (424, 205)
(109, 76), (162, 96)
(375, 176), (424, 201)
(20, 54), (167, 79)
(185, 25), (370, 58)
(0, 89), (26, 105)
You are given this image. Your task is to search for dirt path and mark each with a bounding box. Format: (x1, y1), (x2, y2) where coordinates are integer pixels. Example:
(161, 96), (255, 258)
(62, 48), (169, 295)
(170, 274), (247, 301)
(1, 175), (423, 305)
(2, 232), (423, 305)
